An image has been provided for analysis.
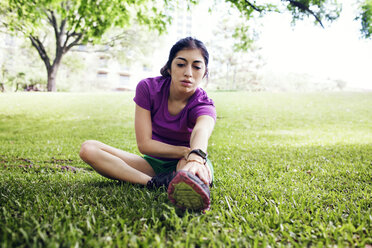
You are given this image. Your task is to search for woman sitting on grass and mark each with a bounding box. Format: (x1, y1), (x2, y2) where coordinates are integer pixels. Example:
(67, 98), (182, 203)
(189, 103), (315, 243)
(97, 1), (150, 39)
(79, 37), (216, 211)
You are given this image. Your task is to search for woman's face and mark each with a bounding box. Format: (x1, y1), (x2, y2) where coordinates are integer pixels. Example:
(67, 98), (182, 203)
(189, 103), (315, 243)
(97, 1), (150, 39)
(169, 49), (206, 95)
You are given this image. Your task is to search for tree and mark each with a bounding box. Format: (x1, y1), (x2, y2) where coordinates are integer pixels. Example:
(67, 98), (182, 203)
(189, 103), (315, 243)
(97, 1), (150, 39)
(1, 0), (371, 92)
(206, 7), (265, 91)
(57, 24), (166, 91)
(0, 32), (46, 92)
(0, 0), (171, 91)
(357, 0), (372, 38)
(220, 0), (372, 50)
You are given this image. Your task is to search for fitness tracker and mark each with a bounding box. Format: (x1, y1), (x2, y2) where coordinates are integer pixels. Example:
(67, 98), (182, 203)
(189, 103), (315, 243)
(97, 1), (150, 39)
(187, 149), (207, 164)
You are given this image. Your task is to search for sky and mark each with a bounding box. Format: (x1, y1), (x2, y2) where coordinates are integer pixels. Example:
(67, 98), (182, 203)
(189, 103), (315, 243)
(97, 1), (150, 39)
(194, 0), (372, 90)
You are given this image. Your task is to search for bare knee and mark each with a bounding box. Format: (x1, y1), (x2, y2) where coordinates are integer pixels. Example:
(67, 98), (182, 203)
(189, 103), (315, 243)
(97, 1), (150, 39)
(79, 140), (100, 163)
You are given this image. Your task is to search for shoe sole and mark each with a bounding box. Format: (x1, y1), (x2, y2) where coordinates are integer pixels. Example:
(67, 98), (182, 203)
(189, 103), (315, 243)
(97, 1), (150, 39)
(167, 171), (210, 211)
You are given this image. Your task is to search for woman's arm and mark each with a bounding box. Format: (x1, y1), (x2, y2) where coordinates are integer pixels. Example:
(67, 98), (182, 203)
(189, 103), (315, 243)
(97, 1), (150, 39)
(189, 115), (215, 152)
(178, 115), (215, 184)
(135, 104), (190, 159)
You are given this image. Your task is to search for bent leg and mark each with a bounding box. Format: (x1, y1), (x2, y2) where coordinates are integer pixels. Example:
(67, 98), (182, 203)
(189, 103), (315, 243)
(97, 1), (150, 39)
(79, 140), (155, 185)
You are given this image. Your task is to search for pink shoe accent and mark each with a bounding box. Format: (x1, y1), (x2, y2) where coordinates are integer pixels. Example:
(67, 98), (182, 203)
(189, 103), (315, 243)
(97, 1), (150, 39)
(167, 170), (210, 211)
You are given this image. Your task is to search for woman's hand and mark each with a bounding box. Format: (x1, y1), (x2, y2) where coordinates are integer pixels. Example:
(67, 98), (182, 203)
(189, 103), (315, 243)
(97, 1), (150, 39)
(177, 155), (211, 185)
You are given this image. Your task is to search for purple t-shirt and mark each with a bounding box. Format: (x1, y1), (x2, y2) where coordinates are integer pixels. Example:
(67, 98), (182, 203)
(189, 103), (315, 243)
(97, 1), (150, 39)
(133, 76), (216, 150)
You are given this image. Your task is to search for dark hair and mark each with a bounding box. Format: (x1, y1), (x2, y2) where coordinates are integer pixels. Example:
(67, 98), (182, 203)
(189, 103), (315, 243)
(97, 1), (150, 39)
(160, 37), (209, 78)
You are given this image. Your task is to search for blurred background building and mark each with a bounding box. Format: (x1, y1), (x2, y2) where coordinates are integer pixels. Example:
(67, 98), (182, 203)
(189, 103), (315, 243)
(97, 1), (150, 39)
(72, 0), (195, 92)
(1, 0), (371, 92)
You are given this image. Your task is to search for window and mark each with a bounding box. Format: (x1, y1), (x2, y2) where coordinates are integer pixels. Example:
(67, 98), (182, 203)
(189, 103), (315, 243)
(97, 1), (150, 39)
(98, 56), (108, 68)
(97, 71), (108, 79)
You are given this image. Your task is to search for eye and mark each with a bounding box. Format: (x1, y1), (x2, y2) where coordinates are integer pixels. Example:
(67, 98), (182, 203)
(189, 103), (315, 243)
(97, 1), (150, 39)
(193, 66), (202, 70)
(177, 64), (185, 67)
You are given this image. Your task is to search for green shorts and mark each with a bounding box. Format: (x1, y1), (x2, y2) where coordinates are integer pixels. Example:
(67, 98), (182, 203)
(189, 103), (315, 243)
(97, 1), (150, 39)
(143, 155), (214, 181)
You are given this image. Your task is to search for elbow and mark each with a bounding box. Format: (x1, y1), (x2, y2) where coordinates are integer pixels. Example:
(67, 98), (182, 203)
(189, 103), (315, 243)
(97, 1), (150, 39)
(137, 142), (147, 154)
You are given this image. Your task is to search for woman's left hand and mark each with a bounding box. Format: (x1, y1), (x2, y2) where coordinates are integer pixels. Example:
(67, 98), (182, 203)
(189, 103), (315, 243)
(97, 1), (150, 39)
(177, 157), (211, 185)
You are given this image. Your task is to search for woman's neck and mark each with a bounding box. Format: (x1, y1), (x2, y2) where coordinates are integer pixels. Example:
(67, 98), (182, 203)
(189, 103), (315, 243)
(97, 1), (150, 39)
(168, 82), (195, 103)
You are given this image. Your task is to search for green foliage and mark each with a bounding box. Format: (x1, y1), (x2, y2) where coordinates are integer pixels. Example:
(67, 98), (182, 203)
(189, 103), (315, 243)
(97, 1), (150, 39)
(220, 0), (344, 50)
(98, 21), (167, 65)
(0, 0), (187, 91)
(0, 33), (46, 92)
(207, 11), (264, 91)
(218, 0), (372, 50)
(358, 0), (372, 38)
(0, 92), (371, 246)
(225, 0), (279, 18)
(285, 0), (341, 26)
(2, 0), (170, 43)
(232, 25), (256, 51)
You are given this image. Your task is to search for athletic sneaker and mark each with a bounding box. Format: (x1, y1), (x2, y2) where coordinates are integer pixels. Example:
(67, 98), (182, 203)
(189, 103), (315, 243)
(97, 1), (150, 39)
(167, 170), (211, 211)
(146, 171), (177, 189)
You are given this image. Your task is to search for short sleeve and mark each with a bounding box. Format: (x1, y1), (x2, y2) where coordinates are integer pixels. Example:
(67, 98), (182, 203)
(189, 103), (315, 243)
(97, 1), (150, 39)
(188, 89), (217, 126)
(133, 79), (151, 111)
(189, 104), (216, 125)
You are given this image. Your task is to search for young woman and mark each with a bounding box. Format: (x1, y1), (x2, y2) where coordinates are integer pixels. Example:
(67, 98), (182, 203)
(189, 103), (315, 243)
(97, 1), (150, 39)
(79, 37), (216, 211)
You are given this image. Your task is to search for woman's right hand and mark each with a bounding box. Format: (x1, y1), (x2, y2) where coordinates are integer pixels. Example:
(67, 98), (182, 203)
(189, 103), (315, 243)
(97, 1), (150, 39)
(176, 157), (211, 185)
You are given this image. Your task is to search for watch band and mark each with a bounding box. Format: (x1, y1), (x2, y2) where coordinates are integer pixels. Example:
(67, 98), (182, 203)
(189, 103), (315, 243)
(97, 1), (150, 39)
(187, 149), (207, 164)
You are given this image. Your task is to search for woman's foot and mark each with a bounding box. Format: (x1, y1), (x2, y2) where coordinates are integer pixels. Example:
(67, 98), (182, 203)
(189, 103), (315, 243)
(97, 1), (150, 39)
(167, 170), (210, 211)
(146, 171), (177, 189)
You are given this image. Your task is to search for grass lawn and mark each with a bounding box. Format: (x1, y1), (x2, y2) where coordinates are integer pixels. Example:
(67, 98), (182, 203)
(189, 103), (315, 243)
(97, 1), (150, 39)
(0, 91), (371, 247)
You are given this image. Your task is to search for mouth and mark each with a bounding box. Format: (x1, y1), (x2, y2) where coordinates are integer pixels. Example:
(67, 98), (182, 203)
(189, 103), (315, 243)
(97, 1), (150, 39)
(181, 80), (192, 86)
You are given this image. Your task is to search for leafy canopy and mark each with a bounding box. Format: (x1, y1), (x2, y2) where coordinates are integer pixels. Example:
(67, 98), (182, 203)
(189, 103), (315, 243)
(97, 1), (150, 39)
(2, 0), (170, 44)
(223, 0), (372, 50)
(358, 0), (372, 38)
(0, 0), (175, 91)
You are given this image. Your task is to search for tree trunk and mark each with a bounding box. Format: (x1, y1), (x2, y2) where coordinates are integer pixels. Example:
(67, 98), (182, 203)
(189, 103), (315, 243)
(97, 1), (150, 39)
(47, 63), (60, 92)
(29, 12), (82, 92)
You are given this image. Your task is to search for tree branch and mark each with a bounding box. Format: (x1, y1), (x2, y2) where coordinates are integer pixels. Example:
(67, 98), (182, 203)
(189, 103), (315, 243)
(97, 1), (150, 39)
(63, 31), (71, 49)
(63, 31), (80, 50)
(0, 20), (9, 28)
(57, 18), (67, 53)
(65, 33), (83, 53)
(244, 0), (263, 12)
(59, 19), (66, 38)
(44, 10), (53, 25)
(29, 35), (51, 70)
(48, 10), (62, 49)
(287, 0), (324, 28)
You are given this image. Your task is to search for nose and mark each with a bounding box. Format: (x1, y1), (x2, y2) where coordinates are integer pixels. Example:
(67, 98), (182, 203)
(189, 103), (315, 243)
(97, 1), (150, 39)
(184, 65), (192, 78)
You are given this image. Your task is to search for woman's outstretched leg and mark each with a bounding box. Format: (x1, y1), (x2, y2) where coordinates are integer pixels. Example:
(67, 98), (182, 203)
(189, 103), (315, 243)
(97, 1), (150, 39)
(79, 140), (155, 185)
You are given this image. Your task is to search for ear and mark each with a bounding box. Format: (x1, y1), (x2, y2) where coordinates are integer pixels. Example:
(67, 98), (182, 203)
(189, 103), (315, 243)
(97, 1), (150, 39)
(167, 68), (171, 75)
(203, 69), (208, 79)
